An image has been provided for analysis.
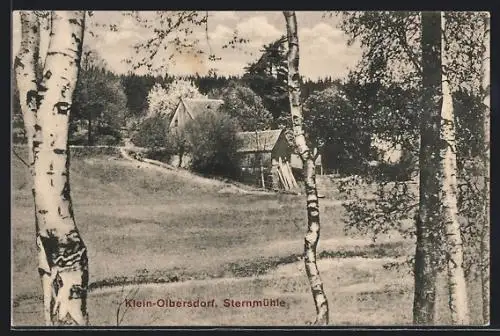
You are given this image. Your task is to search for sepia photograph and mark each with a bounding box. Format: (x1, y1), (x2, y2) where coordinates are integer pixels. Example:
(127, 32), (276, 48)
(11, 10), (490, 327)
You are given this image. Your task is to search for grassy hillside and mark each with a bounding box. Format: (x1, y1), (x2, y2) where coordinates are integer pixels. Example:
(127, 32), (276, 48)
(11, 147), (483, 326)
(12, 147), (354, 300)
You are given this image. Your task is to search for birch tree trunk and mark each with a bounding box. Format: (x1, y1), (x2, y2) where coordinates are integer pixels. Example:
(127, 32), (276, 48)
(14, 10), (89, 326)
(283, 11), (329, 325)
(440, 12), (470, 325)
(14, 11), (39, 169)
(480, 12), (490, 325)
(413, 11), (442, 325)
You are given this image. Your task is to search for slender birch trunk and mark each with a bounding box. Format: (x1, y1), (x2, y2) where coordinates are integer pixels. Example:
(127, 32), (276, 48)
(14, 10), (89, 326)
(14, 11), (49, 321)
(413, 11), (441, 325)
(440, 12), (470, 325)
(14, 11), (39, 169)
(283, 11), (329, 325)
(480, 12), (490, 325)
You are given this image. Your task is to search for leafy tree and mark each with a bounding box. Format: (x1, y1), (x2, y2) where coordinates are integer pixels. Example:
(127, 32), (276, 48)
(146, 79), (205, 119)
(337, 10), (489, 324)
(130, 113), (173, 162)
(303, 85), (371, 175)
(183, 110), (241, 178)
(131, 113), (168, 149)
(242, 36), (290, 127)
(121, 73), (157, 122)
(211, 81), (274, 132)
(71, 51), (128, 145)
(146, 83), (170, 117)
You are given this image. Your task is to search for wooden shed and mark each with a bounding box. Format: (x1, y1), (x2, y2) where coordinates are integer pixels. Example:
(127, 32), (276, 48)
(236, 129), (319, 191)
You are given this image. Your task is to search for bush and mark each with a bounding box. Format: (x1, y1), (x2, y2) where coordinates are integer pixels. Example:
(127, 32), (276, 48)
(131, 114), (169, 149)
(96, 134), (122, 146)
(145, 148), (174, 163)
(184, 111), (241, 178)
(369, 149), (417, 182)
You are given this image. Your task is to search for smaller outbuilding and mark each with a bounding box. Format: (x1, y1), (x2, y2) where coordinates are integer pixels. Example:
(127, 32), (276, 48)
(236, 129), (322, 191)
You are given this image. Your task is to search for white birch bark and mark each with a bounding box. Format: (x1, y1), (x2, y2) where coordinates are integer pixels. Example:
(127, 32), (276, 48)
(283, 11), (329, 325)
(15, 10), (89, 326)
(480, 12), (490, 325)
(440, 12), (470, 325)
(14, 11), (40, 168)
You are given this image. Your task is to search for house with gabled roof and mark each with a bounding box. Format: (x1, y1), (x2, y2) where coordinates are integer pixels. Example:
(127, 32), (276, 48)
(236, 129), (322, 191)
(169, 98), (224, 131)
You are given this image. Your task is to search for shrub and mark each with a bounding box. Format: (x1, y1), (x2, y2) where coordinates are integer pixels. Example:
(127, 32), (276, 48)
(184, 111), (241, 178)
(131, 114), (169, 149)
(131, 114), (175, 163)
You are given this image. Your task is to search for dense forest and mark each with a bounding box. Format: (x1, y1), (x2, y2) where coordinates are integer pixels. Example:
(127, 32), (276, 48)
(12, 35), (482, 178)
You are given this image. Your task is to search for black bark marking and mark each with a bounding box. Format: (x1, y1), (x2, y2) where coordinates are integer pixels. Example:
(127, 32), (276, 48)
(69, 284), (86, 300)
(37, 84), (48, 93)
(71, 33), (82, 46)
(54, 148), (66, 155)
(35, 84), (47, 107)
(61, 182), (71, 201)
(44, 70), (52, 80)
(38, 267), (50, 277)
(81, 254), (89, 282)
(34, 124), (42, 132)
(57, 206), (62, 216)
(69, 18), (80, 25)
(57, 312), (79, 326)
(26, 90), (38, 107)
(38, 209), (48, 214)
(14, 56), (24, 69)
(47, 51), (74, 59)
(53, 272), (64, 296)
(41, 230), (86, 269)
(54, 102), (71, 115)
(40, 235), (59, 268)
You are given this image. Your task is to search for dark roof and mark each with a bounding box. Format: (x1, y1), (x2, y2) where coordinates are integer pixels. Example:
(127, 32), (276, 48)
(182, 98), (224, 120)
(236, 129), (284, 153)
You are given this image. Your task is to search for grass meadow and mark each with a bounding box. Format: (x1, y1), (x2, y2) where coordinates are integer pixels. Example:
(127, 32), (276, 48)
(11, 148), (484, 326)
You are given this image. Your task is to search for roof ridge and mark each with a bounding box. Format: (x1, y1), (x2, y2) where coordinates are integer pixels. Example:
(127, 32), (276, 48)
(237, 129), (282, 135)
(183, 98), (223, 102)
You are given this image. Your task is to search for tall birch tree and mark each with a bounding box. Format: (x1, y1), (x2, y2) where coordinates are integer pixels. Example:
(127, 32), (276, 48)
(440, 12), (470, 325)
(413, 11), (442, 324)
(14, 10), (89, 326)
(479, 12), (490, 325)
(337, 10), (487, 325)
(283, 11), (329, 325)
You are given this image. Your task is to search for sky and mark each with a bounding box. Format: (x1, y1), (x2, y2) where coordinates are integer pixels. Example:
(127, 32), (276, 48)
(12, 11), (362, 80)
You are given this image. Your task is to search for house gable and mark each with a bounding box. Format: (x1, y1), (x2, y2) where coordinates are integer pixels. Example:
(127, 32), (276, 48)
(169, 98), (224, 131)
(236, 129), (284, 154)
